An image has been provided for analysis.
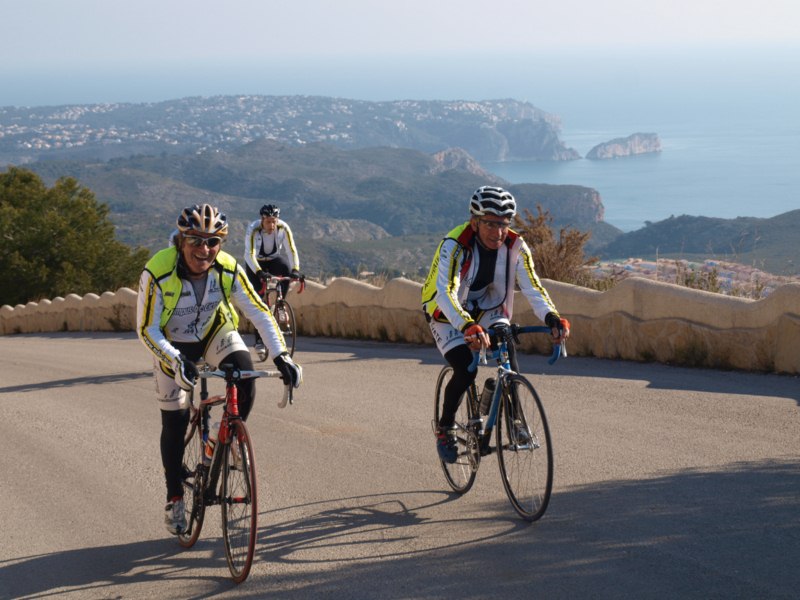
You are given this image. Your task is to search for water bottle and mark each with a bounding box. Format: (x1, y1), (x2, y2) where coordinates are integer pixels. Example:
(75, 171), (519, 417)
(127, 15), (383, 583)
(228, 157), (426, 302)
(479, 378), (496, 415)
(203, 419), (221, 466)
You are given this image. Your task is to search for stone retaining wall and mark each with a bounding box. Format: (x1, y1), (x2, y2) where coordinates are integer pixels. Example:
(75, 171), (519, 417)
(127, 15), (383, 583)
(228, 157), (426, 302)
(2, 278), (799, 374)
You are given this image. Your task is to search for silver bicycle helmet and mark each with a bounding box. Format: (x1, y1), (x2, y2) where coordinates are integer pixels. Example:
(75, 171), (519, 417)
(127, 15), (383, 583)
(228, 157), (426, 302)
(469, 186), (517, 217)
(176, 204), (229, 237)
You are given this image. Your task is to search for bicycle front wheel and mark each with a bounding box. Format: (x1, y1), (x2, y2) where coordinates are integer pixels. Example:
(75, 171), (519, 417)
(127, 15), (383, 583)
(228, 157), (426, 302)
(496, 374), (553, 521)
(434, 366), (479, 494)
(275, 299), (296, 356)
(178, 408), (206, 547)
(221, 420), (258, 583)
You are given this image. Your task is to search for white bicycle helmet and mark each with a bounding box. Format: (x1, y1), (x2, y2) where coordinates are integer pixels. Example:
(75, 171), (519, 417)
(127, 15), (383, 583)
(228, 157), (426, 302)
(469, 186), (517, 217)
(176, 204), (229, 237)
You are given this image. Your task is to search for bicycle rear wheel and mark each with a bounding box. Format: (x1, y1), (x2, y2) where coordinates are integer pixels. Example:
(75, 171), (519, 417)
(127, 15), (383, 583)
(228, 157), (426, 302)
(221, 420), (258, 583)
(434, 366), (479, 494)
(274, 299), (296, 357)
(496, 374), (553, 521)
(178, 409), (206, 547)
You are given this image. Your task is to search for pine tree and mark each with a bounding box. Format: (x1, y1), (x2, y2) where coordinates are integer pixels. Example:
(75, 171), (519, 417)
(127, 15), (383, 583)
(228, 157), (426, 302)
(0, 167), (150, 306)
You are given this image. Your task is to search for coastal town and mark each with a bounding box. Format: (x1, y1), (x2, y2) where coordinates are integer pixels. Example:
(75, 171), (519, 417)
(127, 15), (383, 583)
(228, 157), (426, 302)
(0, 96), (568, 165)
(591, 257), (800, 298)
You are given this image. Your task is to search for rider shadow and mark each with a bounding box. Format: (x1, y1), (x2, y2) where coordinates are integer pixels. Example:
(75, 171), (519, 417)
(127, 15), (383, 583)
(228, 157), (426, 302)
(257, 489), (530, 566)
(255, 460), (800, 598)
(0, 536), (243, 599)
(5, 461), (798, 598)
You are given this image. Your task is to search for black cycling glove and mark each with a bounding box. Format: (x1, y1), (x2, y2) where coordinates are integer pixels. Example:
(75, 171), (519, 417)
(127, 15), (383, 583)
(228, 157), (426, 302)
(273, 352), (303, 388)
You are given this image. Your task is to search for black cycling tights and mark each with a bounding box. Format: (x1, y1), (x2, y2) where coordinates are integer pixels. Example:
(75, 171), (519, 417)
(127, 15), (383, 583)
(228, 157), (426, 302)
(161, 408), (190, 501)
(161, 349), (256, 502)
(439, 345), (477, 429)
(438, 341), (520, 430)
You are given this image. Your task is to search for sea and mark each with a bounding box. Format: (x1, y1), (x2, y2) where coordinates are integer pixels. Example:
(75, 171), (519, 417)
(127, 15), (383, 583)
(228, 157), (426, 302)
(3, 48), (799, 233)
(485, 118), (800, 232)
(477, 49), (800, 232)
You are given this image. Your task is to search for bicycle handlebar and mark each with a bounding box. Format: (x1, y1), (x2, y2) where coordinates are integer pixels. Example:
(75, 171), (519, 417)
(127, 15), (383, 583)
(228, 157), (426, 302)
(259, 274), (306, 294)
(198, 366), (293, 408)
(468, 324), (566, 372)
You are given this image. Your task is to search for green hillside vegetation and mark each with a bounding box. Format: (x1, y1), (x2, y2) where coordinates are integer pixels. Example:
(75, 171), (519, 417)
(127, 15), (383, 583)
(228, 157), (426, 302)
(599, 212), (800, 276)
(22, 136), (797, 280)
(28, 140), (615, 277)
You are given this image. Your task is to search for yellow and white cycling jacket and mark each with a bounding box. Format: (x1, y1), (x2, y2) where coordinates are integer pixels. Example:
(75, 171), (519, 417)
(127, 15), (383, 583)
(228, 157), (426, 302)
(244, 219), (300, 273)
(421, 222), (559, 332)
(137, 246), (286, 371)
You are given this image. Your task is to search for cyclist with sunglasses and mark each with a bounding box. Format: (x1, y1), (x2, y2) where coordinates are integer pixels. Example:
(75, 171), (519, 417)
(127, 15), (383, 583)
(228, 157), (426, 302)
(243, 204), (304, 355)
(421, 186), (570, 463)
(137, 203), (302, 536)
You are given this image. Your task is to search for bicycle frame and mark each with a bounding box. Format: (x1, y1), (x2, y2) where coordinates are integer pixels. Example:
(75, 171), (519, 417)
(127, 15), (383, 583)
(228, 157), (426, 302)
(258, 275), (305, 308)
(195, 367), (244, 502)
(180, 362), (290, 581)
(434, 322), (562, 520)
(469, 325), (563, 452)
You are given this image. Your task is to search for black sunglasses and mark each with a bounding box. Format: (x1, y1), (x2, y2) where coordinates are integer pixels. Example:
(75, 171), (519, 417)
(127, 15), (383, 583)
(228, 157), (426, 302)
(185, 235), (222, 248)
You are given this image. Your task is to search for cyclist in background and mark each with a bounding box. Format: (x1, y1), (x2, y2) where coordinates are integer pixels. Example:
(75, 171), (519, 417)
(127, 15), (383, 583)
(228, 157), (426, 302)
(421, 186), (570, 463)
(244, 204), (304, 354)
(137, 203), (302, 536)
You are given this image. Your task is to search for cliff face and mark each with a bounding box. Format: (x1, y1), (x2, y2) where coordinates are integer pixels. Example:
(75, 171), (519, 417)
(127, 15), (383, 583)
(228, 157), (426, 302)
(511, 183), (605, 224)
(429, 147), (501, 180)
(586, 132), (661, 159)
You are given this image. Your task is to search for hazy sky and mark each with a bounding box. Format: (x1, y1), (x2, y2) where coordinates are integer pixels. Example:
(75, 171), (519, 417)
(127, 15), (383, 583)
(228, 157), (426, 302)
(5, 0), (798, 65)
(2, 0), (799, 107)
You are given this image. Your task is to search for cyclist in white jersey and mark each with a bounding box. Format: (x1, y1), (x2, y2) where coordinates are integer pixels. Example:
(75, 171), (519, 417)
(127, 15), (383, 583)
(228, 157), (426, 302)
(243, 204), (304, 353)
(137, 203), (302, 535)
(421, 186), (570, 463)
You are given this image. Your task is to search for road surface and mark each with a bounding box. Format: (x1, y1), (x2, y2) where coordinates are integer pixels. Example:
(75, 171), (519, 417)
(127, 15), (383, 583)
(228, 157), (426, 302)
(1, 332), (798, 599)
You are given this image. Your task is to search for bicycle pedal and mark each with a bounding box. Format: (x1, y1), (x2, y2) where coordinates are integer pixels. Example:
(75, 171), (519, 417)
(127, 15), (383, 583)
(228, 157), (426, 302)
(480, 445), (495, 457)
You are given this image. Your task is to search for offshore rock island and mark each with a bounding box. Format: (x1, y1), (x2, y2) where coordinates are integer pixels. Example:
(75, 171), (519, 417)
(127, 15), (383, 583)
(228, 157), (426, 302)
(586, 132), (661, 159)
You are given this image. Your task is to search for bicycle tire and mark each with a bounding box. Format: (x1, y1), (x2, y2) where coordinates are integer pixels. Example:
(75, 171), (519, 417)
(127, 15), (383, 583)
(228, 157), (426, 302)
(496, 374), (553, 521)
(434, 366), (479, 494)
(275, 299), (296, 357)
(221, 420), (258, 583)
(178, 410), (206, 547)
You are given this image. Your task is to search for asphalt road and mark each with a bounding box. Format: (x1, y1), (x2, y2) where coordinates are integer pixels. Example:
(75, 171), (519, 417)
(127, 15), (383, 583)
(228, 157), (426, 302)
(1, 332), (798, 599)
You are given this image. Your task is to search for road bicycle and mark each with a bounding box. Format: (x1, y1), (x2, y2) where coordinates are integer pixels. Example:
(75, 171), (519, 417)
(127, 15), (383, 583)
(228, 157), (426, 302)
(178, 362), (293, 583)
(433, 323), (565, 521)
(256, 274), (305, 359)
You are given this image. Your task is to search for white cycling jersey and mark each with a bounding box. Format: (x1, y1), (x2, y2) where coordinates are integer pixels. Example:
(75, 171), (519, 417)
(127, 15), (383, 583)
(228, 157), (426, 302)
(244, 219), (300, 274)
(137, 252), (286, 371)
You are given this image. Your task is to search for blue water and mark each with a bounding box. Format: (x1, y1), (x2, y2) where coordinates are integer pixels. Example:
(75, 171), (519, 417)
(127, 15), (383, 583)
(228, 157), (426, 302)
(3, 49), (799, 233)
(479, 50), (800, 231)
(486, 121), (800, 231)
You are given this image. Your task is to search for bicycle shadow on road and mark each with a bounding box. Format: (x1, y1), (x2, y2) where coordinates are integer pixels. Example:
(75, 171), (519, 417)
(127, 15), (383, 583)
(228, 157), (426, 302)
(0, 534), (251, 599)
(2, 460), (797, 598)
(254, 459), (800, 598)
(257, 490), (531, 565)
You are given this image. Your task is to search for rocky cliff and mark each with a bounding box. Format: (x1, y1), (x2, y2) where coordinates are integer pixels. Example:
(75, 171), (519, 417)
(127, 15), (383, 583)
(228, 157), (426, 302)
(429, 147), (501, 179)
(586, 132), (661, 159)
